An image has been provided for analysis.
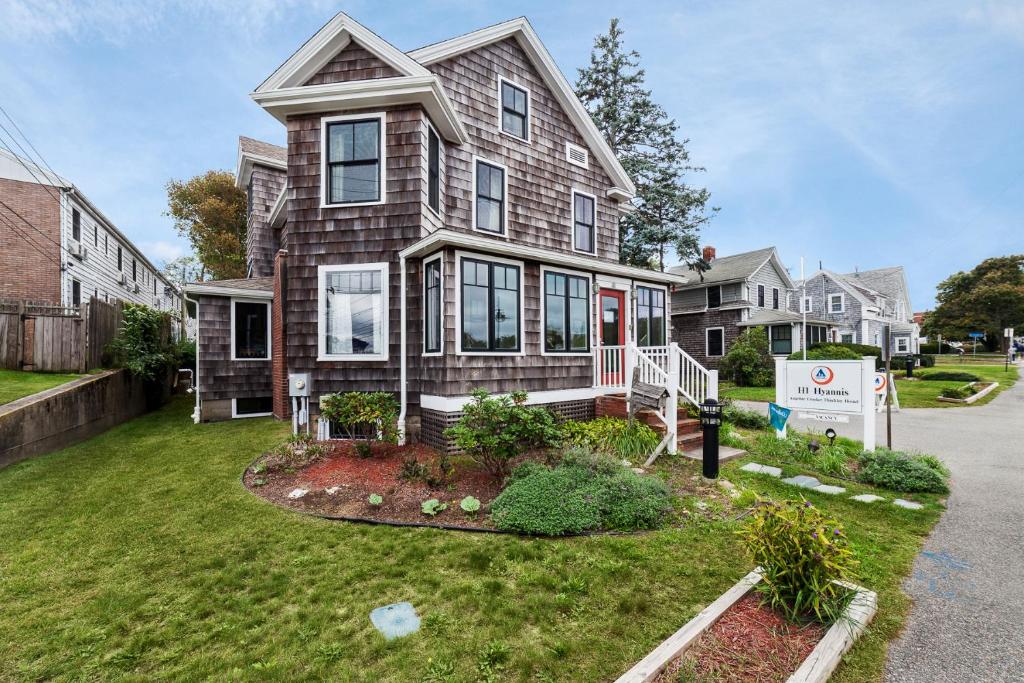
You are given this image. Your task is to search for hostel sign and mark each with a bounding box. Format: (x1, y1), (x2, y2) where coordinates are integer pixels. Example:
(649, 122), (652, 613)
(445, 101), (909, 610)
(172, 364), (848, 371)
(774, 357), (877, 452)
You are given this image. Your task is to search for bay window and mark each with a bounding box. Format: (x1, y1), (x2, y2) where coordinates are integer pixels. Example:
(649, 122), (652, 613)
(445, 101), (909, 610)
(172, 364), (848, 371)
(318, 263), (388, 360)
(460, 257), (520, 353)
(232, 299), (270, 360)
(323, 114), (384, 206)
(636, 286), (666, 347)
(544, 271), (589, 353)
(424, 257), (442, 354)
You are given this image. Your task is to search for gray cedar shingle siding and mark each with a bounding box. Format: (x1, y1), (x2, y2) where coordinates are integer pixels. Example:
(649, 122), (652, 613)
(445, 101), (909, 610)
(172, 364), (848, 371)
(303, 40), (402, 85)
(672, 308), (742, 370)
(749, 260), (790, 311)
(198, 295), (272, 403)
(247, 165), (286, 277)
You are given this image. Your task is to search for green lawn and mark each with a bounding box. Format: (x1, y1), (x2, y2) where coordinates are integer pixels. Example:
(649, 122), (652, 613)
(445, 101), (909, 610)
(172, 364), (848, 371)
(722, 363), (1019, 408)
(0, 398), (940, 681)
(0, 369), (83, 405)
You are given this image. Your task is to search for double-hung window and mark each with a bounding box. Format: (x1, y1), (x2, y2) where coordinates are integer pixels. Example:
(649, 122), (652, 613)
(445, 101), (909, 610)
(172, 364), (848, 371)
(71, 208), (81, 242)
(636, 286), (666, 347)
(324, 115), (384, 205)
(319, 263), (388, 360)
(772, 287), (779, 310)
(757, 284), (765, 307)
(461, 258), (520, 352)
(707, 285), (721, 309)
(802, 296), (813, 313)
(572, 191), (595, 254)
(427, 126), (440, 214)
(71, 279), (81, 306)
(424, 258), (442, 354)
(770, 325), (792, 355)
(707, 327), (725, 357)
(132, 259), (137, 282)
(117, 246), (122, 271)
(544, 271), (589, 353)
(474, 160), (506, 234)
(829, 294), (844, 313)
(499, 79), (529, 140)
(232, 299), (270, 360)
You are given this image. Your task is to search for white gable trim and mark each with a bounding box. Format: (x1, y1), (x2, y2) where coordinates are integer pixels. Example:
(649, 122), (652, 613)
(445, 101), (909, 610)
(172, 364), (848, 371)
(408, 18), (636, 198)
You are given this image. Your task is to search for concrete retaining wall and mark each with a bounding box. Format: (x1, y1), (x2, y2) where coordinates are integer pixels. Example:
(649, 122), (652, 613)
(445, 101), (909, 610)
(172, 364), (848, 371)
(0, 369), (149, 469)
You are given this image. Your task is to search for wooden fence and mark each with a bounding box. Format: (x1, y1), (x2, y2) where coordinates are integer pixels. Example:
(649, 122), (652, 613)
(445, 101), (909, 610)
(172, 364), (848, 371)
(0, 297), (125, 373)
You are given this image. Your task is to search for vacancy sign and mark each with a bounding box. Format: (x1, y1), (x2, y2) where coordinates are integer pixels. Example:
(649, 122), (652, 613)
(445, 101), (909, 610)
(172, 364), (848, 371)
(783, 361), (864, 414)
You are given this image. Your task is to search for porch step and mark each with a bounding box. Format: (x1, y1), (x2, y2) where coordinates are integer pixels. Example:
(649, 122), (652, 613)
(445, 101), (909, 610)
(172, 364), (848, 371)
(678, 431), (704, 449)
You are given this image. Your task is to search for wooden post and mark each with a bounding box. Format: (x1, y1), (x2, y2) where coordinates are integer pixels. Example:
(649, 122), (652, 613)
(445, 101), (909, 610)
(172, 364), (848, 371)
(666, 344), (680, 455)
(16, 300), (25, 370)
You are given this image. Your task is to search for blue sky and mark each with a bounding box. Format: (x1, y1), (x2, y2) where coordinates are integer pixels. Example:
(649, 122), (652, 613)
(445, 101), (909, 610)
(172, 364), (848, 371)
(2, 0), (1022, 308)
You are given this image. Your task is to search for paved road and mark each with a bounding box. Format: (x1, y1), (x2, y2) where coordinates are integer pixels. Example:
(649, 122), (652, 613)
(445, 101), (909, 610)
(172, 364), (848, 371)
(738, 366), (1024, 682)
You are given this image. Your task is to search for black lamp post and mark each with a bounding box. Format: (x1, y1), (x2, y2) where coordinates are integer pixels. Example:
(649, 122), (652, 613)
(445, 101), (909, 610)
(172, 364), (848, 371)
(700, 398), (722, 479)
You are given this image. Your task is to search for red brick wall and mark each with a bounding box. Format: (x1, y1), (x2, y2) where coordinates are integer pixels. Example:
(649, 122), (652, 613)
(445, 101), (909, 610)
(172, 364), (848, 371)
(271, 249), (289, 419)
(0, 178), (61, 302)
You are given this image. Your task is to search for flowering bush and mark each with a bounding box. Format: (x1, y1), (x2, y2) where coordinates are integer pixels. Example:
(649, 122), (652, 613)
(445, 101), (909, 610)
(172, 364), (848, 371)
(738, 499), (856, 623)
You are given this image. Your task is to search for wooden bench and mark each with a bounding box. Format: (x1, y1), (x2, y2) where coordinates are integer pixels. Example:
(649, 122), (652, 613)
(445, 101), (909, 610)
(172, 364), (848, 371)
(628, 368), (668, 420)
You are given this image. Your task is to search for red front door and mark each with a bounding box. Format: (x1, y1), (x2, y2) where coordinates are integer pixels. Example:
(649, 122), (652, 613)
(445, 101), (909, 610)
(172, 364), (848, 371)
(599, 289), (626, 384)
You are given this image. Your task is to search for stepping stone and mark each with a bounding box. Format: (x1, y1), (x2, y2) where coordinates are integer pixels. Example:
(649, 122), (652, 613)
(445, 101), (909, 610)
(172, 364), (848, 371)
(287, 488), (308, 499)
(782, 475), (822, 489)
(741, 463), (782, 477)
(851, 494), (885, 503)
(893, 499), (924, 510)
(813, 484), (846, 495)
(369, 602), (420, 640)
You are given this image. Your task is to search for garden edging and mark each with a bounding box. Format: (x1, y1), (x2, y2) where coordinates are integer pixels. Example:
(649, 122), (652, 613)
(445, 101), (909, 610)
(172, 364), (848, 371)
(613, 569), (877, 683)
(936, 381), (999, 404)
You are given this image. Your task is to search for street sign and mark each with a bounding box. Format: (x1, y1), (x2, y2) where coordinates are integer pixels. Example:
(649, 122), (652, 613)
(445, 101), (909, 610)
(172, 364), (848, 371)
(969, 332), (985, 339)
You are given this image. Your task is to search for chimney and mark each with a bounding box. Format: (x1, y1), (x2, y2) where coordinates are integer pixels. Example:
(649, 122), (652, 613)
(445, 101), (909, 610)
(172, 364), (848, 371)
(702, 246), (716, 263)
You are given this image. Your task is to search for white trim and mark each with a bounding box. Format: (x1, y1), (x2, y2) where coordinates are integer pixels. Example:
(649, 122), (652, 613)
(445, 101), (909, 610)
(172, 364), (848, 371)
(236, 150), (286, 189)
(231, 397), (274, 419)
(829, 292), (845, 314)
(497, 76), (531, 143)
(408, 18), (636, 197)
(540, 265), (594, 357)
(230, 297), (272, 361)
(185, 284), (272, 299)
(895, 336), (910, 353)
(802, 295), (813, 313)
(471, 156), (510, 237)
(706, 326), (725, 358)
(421, 251), (444, 357)
(454, 250), (526, 356)
(320, 112), (387, 209)
(317, 262), (390, 362)
(399, 228), (687, 285)
(269, 187), (287, 228)
(570, 188), (597, 255)
(422, 386), (617, 412)
(566, 142), (589, 169)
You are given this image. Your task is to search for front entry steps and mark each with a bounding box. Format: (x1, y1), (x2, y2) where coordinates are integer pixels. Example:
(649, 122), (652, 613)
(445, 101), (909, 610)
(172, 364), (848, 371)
(595, 394), (703, 450)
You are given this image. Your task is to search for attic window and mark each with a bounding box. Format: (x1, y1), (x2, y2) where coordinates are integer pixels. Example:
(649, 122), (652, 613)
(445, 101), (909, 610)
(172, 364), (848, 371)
(499, 79), (529, 141)
(566, 143), (589, 169)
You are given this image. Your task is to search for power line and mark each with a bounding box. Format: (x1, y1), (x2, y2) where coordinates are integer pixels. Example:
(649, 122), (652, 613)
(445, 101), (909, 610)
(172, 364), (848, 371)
(0, 104), (63, 186)
(0, 124), (64, 207)
(0, 198), (65, 253)
(0, 211), (62, 267)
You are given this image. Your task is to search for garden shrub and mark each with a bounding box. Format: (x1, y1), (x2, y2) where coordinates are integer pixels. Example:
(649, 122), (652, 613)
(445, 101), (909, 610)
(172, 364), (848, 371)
(921, 371), (980, 382)
(738, 499), (856, 623)
(491, 457), (673, 535)
(722, 403), (771, 430)
(786, 344), (862, 361)
(320, 391), (399, 456)
(560, 417), (660, 459)
(813, 443), (851, 477)
(940, 386), (973, 400)
(857, 448), (949, 493)
(445, 390), (561, 478)
(719, 327), (774, 387)
(107, 303), (175, 380)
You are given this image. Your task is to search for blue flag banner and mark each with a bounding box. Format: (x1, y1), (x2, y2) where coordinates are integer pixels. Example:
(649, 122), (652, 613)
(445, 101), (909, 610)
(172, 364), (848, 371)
(769, 402), (791, 432)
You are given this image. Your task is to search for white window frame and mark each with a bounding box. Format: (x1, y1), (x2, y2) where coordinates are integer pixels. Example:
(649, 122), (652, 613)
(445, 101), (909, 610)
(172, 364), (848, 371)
(471, 156), (510, 237)
(425, 119), (442, 218)
(320, 112), (387, 209)
(896, 336), (909, 353)
(802, 296), (813, 313)
(317, 262), (390, 362)
(757, 284), (765, 308)
(772, 286), (780, 310)
(231, 397), (273, 419)
(829, 293), (845, 313)
(422, 252), (444, 357)
(840, 331), (855, 344)
(454, 251), (525, 356)
(706, 326), (726, 358)
(497, 76), (531, 143)
(541, 265), (594, 357)
(230, 297), (272, 362)
(634, 282), (669, 347)
(571, 189), (597, 255)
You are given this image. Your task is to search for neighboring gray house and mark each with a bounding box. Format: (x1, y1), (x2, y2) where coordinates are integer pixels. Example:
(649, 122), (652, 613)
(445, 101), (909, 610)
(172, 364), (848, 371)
(669, 246), (833, 368)
(793, 266), (919, 354)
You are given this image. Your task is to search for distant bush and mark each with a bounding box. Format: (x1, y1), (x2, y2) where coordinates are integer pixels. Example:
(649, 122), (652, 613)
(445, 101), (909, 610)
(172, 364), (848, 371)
(922, 371), (980, 382)
(940, 386), (973, 400)
(919, 342), (958, 355)
(720, 327), (774, 387)
(490, 457), (673, 535)
(787, 344), (862, 361)
(857, 448), (949, 493)
(560, 417), (661, 460)
(723, 404), (771, 430)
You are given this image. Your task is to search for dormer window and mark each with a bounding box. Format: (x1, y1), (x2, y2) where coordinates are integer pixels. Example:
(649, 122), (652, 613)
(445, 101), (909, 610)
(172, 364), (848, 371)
(322, 113), (385, 207)
(499, 79), (529, 140)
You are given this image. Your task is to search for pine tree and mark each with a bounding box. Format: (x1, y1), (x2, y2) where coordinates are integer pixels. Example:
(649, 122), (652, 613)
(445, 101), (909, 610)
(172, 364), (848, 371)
(576, 18), (715, 270)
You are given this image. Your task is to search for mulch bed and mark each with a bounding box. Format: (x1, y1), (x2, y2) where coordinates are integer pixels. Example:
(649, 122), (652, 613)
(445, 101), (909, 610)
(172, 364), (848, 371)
(654, 593), (827, 682)
(244, 441), (505, 529)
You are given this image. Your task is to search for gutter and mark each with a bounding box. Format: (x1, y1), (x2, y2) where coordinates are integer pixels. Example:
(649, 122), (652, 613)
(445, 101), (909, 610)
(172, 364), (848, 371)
(398, 254), (408, 444)
(184, 292), (201, 424)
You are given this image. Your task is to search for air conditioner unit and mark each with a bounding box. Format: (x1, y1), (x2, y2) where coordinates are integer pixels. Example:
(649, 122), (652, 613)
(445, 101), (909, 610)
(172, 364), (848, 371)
(119, 273), (128, 286)
(133, 283), (141, 294)
(69, 243), (86, 260)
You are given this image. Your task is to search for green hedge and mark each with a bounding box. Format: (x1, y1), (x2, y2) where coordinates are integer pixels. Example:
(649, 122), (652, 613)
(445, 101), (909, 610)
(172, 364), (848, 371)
(921, 371), (980, 382)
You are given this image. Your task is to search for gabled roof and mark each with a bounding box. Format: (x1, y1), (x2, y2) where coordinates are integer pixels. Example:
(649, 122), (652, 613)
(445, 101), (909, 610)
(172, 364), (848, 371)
(669, 247), (788, 287)
(842, 267), (908, 304)
(807, 269), (877, 309)
(251, 13), (468, 144)
(408, 17), (636, 198)
(235, 136), (286, 189)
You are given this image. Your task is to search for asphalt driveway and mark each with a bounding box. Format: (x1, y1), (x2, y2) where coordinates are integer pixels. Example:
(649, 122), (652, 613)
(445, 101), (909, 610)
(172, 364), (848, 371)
(738, 365), (1024, 681)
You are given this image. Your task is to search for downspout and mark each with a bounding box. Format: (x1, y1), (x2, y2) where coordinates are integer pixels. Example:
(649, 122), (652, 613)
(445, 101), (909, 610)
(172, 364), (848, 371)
(397, 254), (408, 444)
(184, 292), (201, 424)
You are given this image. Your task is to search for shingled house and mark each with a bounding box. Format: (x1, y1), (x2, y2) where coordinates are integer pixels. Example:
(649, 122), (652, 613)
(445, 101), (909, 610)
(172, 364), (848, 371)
(185, 13), (718, 450)
(669, 246), (834, 368)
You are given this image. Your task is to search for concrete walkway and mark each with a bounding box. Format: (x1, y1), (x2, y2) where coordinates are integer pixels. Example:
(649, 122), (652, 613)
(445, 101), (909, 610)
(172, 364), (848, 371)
(737, 366), (1024, 681)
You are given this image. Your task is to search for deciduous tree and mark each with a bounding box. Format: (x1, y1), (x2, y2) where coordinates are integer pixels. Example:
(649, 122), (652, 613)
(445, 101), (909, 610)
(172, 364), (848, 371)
(165, 171), (247, 280)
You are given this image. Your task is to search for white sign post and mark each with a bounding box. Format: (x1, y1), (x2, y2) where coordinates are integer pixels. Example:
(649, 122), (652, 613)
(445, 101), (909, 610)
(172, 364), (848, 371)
(774, 357), (876, 451)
